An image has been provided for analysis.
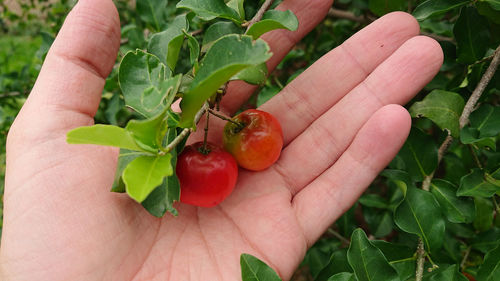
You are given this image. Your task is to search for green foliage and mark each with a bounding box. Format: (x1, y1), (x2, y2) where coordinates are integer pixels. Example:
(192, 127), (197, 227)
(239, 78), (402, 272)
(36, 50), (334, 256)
(240, 253), (282, 281)
(2, 0), (500, 280)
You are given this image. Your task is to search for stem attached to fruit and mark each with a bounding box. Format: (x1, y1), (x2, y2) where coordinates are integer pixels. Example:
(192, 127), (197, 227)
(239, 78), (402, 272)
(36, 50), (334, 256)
(165, 103), (209, 153)
(201, 111), (210, 154)
(208, 109), (245, 129)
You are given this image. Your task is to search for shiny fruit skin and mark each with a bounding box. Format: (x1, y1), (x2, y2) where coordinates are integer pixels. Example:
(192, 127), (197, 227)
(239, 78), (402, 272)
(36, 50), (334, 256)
(176, 142), (238, 207)
(223, 109), (283, 171)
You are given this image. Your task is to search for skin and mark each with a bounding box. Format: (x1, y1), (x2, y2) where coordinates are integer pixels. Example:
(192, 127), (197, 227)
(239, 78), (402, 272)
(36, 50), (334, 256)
(177, 142), (238, 208)
(0, 0), (443, 280)
(223, 109), (284, 171)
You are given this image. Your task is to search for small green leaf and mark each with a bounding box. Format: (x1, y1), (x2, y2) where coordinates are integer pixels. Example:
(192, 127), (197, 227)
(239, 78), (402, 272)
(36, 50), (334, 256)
(148, 14), (188, 71)
(111, 149), (145, 193)
(477, 243), (500, 280)
(180, 35), (272, 127)
(125, 108), (169, 151)
(123, 154), (173, 203)
(397, 128), (438, 182)
(470, 104), (500, 138)
(231, 63), (268, 85)
(430, 179), (475, 223)
(413, 0), (471, 20)
(327, 273), (356, 281)
(315, 249), (352, 281)
(347, 229), (400, 281)
(471, 228), (500, 253)
(118, 50), (172, 118)
(454, 7), (490, 64)
(457, 169), (500, 197)
(246, 10), (299, 39)
(184, 30), (200, 66)
(137, 0), (167, 31)
(67, 125), (143, 151)
(394, 187), (445, 252)
(359, 194), (389, 209)
(201, 21), (243, 52)
(227, 0), (245, 19)
(240, 253), (282, 281)
(473, 196), (494, 232)
(409, 90), (465, 138)
(141, 129), (180, 217)
(460, 127), (497, 151)
(177, 0), (242, 23)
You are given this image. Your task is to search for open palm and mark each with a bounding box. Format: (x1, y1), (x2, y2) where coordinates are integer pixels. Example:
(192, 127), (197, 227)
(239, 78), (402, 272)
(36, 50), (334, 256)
(0, 0), (443, 280)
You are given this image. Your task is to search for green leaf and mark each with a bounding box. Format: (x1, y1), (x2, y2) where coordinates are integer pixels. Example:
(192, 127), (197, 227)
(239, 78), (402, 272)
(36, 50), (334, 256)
(457, 168), (500, 197)
(137, 0), (167, 31)
(111, 149), (145, 193)
(470, 104), (500, 138)
(409, 90), (465, 138)
(347, 229), (400, 281)
(180, 35), (272, 127)
(231, 63), (268, 85)
(394, 187), (445, 252)
(148, 14), (188, 71)
(460, 127), (497, 151)
(483, 0), (500, 10)
(123, 154), (173, 203)
(327, 273), (356, 281)
(184, 30), (200, 66)
(359, 194), (389, 209)
(453, 7), (490, 64)
(227, 0), (245, 19)
(477, 1), (500, 24)
(125, 108), (169, 152)
(473, 196), (494, 232)
(141, 129), (180, 217)
(369, 0), (406, 16)
(240, 253), (282, 281)
(430, 179), (475, 223)
(119, 50), (174, 118)
(246, 10), (299, 40)
(177, 0), (242, 23)
(413, 0), (471, 20)
(477, 243), (500, 280)
(471, 227), (500, 253)
(315, 249), (352, 281)
(201, 21), (243, 52)
(67, 125), (143, 151)
(427, 265), (469, 281)
(397, 128), (438, 182)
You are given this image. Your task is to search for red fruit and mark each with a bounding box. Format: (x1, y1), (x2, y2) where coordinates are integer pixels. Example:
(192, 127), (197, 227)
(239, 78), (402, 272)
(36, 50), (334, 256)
(176, 142), (238, 207)
(223, 109), (283, 171)
(462, 272), (476, 281)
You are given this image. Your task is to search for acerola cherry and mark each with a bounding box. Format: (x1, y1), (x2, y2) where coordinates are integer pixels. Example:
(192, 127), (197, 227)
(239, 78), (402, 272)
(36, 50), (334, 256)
(176, 142), (238, 207)
(223, 109), (283, 171)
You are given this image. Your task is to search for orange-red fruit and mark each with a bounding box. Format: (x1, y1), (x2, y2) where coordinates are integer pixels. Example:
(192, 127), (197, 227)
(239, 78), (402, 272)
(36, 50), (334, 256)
(176, 142), (238, 207)
(223, 109), (283, 171)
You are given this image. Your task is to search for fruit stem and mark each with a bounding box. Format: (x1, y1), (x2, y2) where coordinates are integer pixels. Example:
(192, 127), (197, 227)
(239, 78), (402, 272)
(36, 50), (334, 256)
(208, 109), (245, 129)
(201, 111), (210, 154)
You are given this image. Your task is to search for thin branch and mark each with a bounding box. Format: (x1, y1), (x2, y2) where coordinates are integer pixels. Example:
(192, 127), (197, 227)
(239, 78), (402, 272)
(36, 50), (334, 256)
(460, 246), (471, 271)
(165, 103), (208, 153)
(0, 91), (24, 98)
(243, 0), (274, 30)
(327, 228), (351, 245)
(328, 8), (370, 24)
(421, 45), (500, 191)
(416, 239), (426, 281)
(460, 46), (500, 128)
(328, 8), (454, 43)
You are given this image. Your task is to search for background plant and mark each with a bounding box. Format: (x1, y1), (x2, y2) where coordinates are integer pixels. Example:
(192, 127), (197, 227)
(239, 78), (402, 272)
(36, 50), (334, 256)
(1, 0), (499, 280)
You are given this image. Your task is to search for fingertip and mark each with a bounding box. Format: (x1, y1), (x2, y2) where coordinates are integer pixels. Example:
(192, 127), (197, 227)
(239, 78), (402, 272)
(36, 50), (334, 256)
(379, 11), (420, 37)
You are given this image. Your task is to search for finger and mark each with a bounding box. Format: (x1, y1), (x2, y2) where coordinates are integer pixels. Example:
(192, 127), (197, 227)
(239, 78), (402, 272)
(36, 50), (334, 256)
(260, 12), (420, 144)
(220, 0), (334, 114)
(9, 0), (120, 145)
(270, 36), (443, 195)
(292, 105), (411, 245)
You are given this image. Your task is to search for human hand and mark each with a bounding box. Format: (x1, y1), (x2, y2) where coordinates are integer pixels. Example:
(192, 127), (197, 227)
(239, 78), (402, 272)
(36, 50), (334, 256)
(0, 0), (443, 280)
